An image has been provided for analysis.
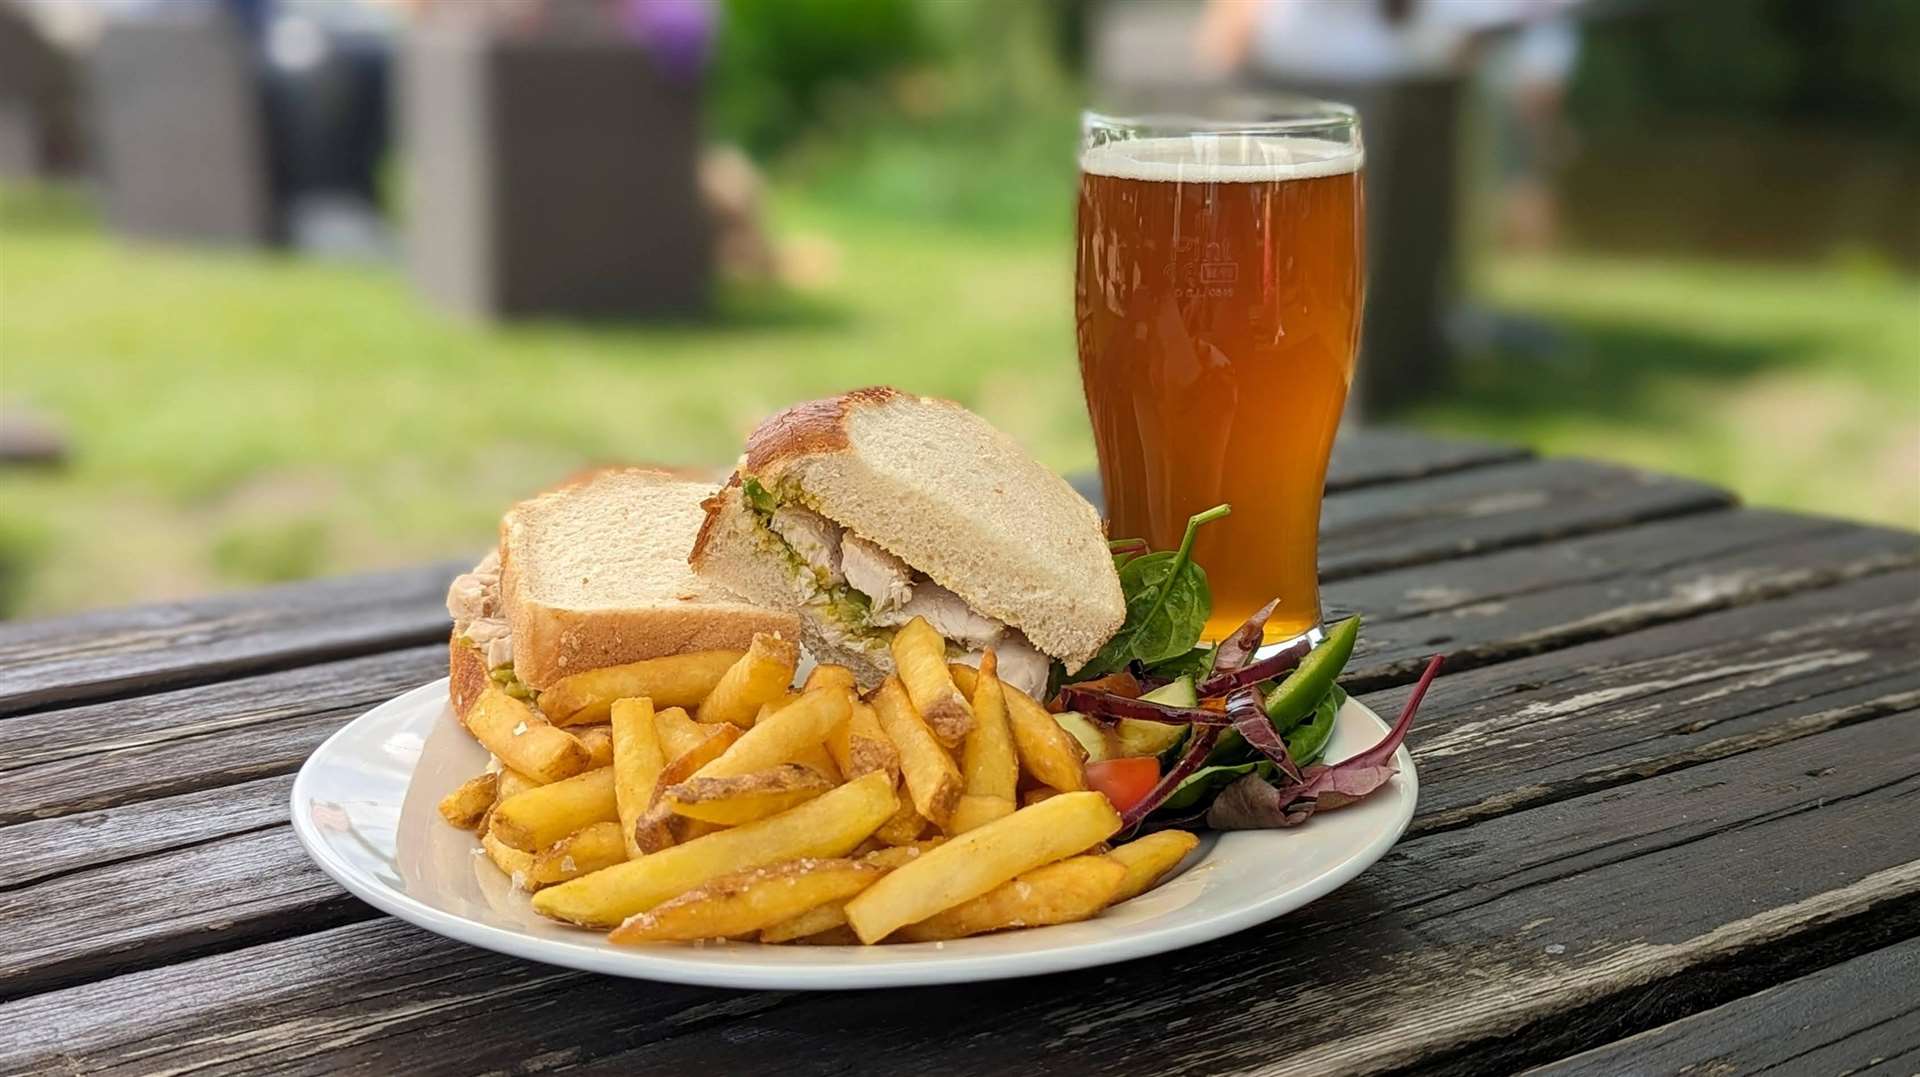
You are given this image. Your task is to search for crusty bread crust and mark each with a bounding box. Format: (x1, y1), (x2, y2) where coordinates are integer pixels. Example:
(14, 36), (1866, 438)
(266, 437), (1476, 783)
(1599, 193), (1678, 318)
(742, 386), (902, 475)
(500, 467), (801, 689)
(714, 388), (1124, 669)
(449, 633), (489, 724)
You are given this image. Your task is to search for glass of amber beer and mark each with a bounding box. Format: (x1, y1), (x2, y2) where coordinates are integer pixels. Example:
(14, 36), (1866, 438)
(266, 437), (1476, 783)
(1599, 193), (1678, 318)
(1076, 102), (1364, 644)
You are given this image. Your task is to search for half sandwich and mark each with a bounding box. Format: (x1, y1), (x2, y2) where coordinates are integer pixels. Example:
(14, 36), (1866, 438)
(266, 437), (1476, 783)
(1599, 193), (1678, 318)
(689, 387), (1125, 698)
(447, 467), (801, 719)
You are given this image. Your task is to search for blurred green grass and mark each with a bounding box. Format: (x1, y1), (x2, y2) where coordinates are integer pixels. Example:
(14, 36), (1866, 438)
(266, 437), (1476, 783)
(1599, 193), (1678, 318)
(2, 183), (1915, 618)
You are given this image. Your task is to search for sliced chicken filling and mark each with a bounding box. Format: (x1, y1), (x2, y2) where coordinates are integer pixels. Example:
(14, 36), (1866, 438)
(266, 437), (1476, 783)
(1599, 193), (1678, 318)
(447, 549), (514, 668)
(756, 504), (1052, 697)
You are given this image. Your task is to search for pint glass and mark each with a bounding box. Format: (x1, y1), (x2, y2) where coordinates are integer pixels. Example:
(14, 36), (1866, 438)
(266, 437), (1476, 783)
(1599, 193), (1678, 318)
(1075, 104), (1364, 644)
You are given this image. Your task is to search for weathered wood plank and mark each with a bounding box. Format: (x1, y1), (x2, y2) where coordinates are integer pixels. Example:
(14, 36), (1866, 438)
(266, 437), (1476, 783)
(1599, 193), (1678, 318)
(0, 917), (736, 1076)
(1333, 508), (1920, 689)
(1324, 426), (1532, 491)
(1321, 456), (1731, 581)
(1374, 568), (1920, 832)
(0, 645), (446, 825)
(0, 561), (465, 717)
(0, 824), (374, 1001)
(4, 704), (1913, 1074)
(1, 775), (291, 890)
(1525, 935), (1920, 1077)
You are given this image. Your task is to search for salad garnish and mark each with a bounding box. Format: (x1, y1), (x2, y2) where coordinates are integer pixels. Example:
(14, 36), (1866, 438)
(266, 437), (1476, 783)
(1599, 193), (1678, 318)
(1057, 505), (1444, 832)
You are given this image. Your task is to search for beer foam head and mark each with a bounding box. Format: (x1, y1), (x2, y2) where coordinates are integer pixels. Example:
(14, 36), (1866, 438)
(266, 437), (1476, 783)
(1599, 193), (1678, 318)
(1079, 136), (1362, 183)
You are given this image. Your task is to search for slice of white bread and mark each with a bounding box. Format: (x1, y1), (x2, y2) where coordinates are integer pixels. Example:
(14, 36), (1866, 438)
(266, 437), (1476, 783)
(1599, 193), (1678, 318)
(690, 388), (1125, 670)
(498, 468), (801, 689)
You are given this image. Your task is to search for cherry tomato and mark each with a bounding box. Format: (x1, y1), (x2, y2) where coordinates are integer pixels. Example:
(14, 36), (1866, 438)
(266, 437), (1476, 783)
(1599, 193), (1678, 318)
(1085, 757), (1161, 814)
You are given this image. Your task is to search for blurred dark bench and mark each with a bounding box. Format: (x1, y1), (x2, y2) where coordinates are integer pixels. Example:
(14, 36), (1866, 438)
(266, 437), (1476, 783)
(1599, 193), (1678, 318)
(90, 9), (276, 245)
(402, 25), (710, 320)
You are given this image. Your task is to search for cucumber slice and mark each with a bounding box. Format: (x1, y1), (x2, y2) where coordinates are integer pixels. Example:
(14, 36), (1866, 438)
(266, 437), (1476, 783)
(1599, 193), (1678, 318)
(1140, 676), (1197, 708)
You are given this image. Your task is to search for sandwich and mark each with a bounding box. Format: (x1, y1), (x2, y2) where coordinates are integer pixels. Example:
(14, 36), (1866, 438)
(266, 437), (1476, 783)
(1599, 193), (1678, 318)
(688, 387), (1126, 699)
(447, 467), (801, 719)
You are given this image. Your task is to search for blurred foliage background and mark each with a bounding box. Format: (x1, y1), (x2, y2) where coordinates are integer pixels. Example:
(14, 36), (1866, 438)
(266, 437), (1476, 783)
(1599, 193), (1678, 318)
(1, 0), (1915, 618)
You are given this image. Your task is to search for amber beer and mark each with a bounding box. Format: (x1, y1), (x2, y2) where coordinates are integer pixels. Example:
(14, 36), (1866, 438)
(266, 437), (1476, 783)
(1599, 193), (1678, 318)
(1076, 117), (1364, 642)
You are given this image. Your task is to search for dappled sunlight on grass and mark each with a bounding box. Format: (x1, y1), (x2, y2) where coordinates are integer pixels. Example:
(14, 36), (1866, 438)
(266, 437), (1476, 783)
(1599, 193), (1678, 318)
(1415, 254), (1920, 530)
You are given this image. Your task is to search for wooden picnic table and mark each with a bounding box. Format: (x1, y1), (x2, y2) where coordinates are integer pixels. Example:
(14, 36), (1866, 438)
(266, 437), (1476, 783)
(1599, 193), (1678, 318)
(3, 428), (1916, 1075)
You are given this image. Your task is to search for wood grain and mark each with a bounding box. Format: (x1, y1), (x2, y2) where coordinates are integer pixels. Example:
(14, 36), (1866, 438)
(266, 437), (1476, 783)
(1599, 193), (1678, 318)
(1320, 457), (1732, 581)
(0, 645), (445, 825)
(1524, 936), (1920, 1077)
(1373, 568), (1920, 832)
(3, 702), (1911, 1074)
(1, 775), (291, 890)
(0, 561), (465, 717)
(0, 824), (373, 1001)
(1323, 426), (1532, 491)
(1332, 508), (1920, 689)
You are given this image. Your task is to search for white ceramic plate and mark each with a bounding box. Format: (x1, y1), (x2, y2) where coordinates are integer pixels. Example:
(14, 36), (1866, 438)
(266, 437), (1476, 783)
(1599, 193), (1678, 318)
(291, 679), (1416, 990)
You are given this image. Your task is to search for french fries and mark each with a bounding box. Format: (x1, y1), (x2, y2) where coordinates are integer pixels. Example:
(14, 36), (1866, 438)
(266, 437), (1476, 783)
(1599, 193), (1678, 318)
(574, 724), (615, 768)
(871, 794), (929, 846)
(438, 772), (498, 829)
(1106, 831), (1202, 904)
(870, 675), (962, 827)
(610, 698), (665, 858)
(630, 801), (678, 855)
(697, 633), (799, 726)
(802, 664), (859, 694)
(953, 651), (1017, 831)
(843, 791), (1123, 943)
(952, 663), (1088, 792)
(444, 617), (1196, 947)
(947, 663), (977, 696)
(528, 821), (629, 886)
(538, 649), (744, 725)
(532, 771), (898, 927)
(947, 794), (1016, 834)
(758, 899), (853, 944)
(891, 617), (972, 746)
(693, 688), (851, 780)
(665, 764), (834, 825)
(757, 841), (944, 942)
(653, 706), (710, 758)
(489, 766), (618, 853)
(894, 855), (1127, 942)
(491, 758), (542, 799)
(654, 716), (745, 791)
(829, 698), (899, 782)
(608, 858), (882, 943)
(466, 686), (592, 784)
(481, 830), (538, 890)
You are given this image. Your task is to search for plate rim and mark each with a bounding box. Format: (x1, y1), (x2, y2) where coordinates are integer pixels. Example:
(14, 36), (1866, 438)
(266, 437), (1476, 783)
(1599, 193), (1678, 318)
(291, 678), (1416, 990)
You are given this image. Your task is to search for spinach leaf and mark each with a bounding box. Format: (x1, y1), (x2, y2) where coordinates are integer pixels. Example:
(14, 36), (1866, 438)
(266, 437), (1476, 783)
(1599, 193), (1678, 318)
(1082, 504), (1230, 677)
(1144, 645), (1216, 682)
